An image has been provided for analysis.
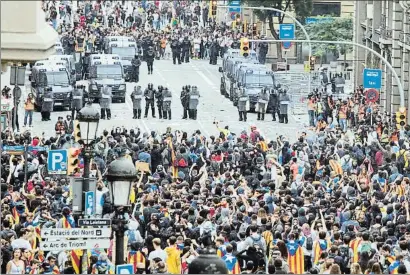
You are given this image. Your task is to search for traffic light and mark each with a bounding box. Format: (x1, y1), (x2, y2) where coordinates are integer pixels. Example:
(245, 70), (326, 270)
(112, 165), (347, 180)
(74, 120), (81, 142)
(240, 37), (250, 57)
(252, 23), (257, 36)
(211, 1), (217, 16)
(67, 148), (80, 176)
(396, 107), (407, 128)
(309, 56), (315, 72)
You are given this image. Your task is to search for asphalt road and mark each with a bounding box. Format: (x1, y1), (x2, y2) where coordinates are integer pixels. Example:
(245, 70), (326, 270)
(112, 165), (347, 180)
(3, 57), (309, 143)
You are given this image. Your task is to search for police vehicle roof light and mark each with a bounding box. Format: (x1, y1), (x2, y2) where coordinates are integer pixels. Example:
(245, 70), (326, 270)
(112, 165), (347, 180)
(246, 69), (253, 74)
(111, 44), (118, 47)
(39, 69), (47, 72)
(92, 56), (101, 59)
(114, 61), (121, 65)
(59, 68), (66, 71)
(94, 61), (101, 65)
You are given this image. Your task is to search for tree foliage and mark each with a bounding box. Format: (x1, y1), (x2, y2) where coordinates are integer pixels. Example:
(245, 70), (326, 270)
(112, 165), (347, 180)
(296, 17), (354, 58)
(244, 0), (313, 60)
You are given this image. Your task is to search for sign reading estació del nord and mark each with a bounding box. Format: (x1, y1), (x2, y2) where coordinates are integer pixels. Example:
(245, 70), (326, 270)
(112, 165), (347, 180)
(41, 228), (111, 239)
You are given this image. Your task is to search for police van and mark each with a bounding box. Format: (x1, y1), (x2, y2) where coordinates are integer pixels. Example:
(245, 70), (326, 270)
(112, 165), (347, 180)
(231, 63), (266, 105)
(236, 69), (275, 112)
(29, 64), (73, 110)
(219, 57), (247, 99)
(46, 55), (81, 81)
(104, 36), (137, 81)
(88, 54), (126, 103)
(54, 41), (64, 55)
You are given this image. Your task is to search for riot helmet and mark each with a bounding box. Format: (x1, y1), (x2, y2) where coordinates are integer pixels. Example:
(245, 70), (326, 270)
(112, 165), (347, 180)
(158, 85), (163, 90)
(148, 83), (153, 89)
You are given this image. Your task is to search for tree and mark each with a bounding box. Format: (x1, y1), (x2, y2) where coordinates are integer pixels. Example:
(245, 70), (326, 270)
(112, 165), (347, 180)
(244, 0), (313, 61)
(296, 17), (353, 65)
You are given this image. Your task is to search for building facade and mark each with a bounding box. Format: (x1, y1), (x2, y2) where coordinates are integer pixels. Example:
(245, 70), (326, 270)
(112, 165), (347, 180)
(1, 1), (58, 70)
(353, 0), (410, 114)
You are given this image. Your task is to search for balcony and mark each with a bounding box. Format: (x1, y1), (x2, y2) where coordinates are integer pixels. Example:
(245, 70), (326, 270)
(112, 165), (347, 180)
(379, 27), (392, 44)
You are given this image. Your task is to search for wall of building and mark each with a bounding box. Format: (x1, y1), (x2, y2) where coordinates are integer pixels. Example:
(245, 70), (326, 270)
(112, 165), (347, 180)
(353, 0), (410, 114)
(1, 1), (58, 68)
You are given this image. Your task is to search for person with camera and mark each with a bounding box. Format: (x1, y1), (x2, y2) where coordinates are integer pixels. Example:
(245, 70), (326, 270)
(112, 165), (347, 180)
(23, 93), (35, 128)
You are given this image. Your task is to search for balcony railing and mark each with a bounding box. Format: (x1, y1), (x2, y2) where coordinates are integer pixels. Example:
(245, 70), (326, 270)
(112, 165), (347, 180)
(380, 27), (392, 40)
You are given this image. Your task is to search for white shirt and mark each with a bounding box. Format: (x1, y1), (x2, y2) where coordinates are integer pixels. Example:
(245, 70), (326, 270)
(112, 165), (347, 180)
(148, 249), (167, 262)
(11, 238), (32, 250)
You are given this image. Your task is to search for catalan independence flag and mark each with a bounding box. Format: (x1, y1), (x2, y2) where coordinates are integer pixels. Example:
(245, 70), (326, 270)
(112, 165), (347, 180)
(349, 238), (362, 263)
(168, 137), (178, 178)
(313, 239), (329, 265)
(128, 251), (146, 273)
(62, 216), (82, 274)
(287, 241), (304, 274)
(221, 254), (241, 274)
(217, 245), (227, 258)
(389, 260), (400, 274)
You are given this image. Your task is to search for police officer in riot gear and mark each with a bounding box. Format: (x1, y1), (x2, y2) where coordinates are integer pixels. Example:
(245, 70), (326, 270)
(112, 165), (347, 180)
(163, 87), (172, 120)
(131, 85), (143, 119)
(156, 85), (164, 119)
(144, 83), (156, 118)
(189, 86), (200, 120)
(41, 87), (53, 121)
(180, 86), (189, 119)
(257, 87), (269, 121)
(146, 46), (155, 74)
(100, 85), (112, 120)
(182, 36), (191, 63)
(258, 37), (269, 64)
(209, 39), (219, 65)
(131, 55), (141, 82)
(279, 89), (291, 124)
(71, 84), (84, 119)
(237, 89), (248, 122)
(270, 87), (280, 121)
(171, 37), (182, 65)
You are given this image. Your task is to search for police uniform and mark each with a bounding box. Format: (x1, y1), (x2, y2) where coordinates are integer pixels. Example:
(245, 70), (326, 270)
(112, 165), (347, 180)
(131, 86), (143, 119)
(237, 89), (248, 122)
(258, 41), (269, 64)
(100, 86), (112, 120)
(71, 85), (83, 119)
(41, 87), (53, 121)
(146, 46), (155, 74)
(188, 86), (200, 120)
(162, 88), (172, 120)
(270, 89), (279, 121)
(156, 86), (164, 119)
(131, 55), (141, 82)
(257, 88), (269, 121)
(171, 38), (182, 65)
(144, 83), (156, 118)
(279, 90), (291, 124)
(180, 86), (189, 119)
(182, 37), (191, 63)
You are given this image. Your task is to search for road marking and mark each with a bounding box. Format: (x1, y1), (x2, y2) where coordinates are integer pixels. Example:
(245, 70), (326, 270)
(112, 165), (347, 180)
(196, 71), (214, 86)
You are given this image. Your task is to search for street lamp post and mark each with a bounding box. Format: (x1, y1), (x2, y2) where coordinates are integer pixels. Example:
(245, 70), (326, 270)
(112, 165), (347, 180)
(77, 102), (100, 274)
(106, 156), (138, 265)
(250, 39), (406, 113)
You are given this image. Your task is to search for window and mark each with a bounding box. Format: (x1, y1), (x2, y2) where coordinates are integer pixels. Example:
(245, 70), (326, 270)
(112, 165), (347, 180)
(96, 65), (122, 77)
(312, 2), (341, 17)
(244, 74), (274, 87)
(46, 72), (69, 86)
(111, 47), (136, 57)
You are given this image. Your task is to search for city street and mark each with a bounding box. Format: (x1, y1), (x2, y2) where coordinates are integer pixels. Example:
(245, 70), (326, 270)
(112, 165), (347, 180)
(4, 58), (309, 142)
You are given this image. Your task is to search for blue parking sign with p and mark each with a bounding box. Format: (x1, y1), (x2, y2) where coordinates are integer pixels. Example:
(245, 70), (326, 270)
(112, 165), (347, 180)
(116, 264), (134, 274)
(363, 68), (382, 89)
(47, 149), (68, 175)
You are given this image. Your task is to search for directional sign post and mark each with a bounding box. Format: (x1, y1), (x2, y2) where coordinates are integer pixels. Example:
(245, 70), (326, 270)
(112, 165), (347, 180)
(41, 228), (111, 239)
(363, 68), (382, 89)
(279, 24), (295, 40)
(78, 219), (112, 227)
(116, 264), (134, 274)
(229, 0), (241, 20)
(40, 238), (110, 250)
(47, 149), (68, 175)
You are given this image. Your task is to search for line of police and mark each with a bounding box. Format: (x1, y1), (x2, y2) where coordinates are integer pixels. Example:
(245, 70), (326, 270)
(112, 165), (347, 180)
(236, 87), (291, 123)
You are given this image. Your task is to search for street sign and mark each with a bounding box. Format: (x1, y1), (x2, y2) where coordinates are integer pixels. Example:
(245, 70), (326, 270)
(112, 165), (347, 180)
(116, 264), (134, 274)
(85, 191), (95, 216)
(2, 145), (47, 151)
(229, 0), (241, 20)
(78, 219), (111, 227)
(363, 68), (382, 89)
(47, 149), (68, 175)
(365, 88), (380, 103)
(282, 41), (292, 50)
(40, 238), (110, 250)
(41, 228), (111, 239)
(279, 24), (295, 40)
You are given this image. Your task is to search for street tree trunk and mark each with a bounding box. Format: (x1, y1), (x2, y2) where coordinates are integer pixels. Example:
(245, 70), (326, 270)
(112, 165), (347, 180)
(268, 16), (283, 62)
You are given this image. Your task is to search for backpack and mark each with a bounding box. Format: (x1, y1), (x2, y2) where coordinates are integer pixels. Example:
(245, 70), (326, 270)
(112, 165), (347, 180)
(339, 245), (350, 267)
(305, 236), (313, 251)
(359, 242), (372, 256)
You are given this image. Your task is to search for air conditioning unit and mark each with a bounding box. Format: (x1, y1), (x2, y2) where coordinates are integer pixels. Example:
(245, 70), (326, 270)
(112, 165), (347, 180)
(367, 4), (374, 19)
